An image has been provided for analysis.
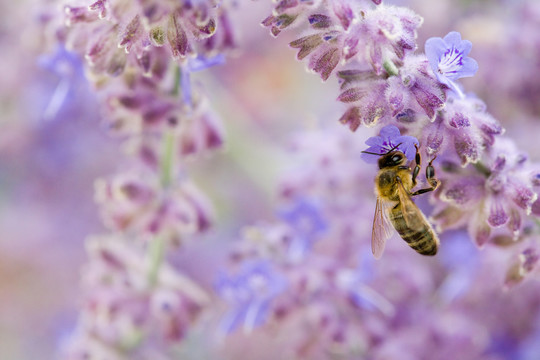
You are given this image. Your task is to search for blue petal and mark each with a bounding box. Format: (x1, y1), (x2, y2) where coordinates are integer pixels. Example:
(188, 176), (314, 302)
(425, 37), (447, 74)
(243, 300), (270, 332)
(364, 145), (386, 154)
(187, 54), (226, 72)
(457, 57), (479, 78)
(443, 31), (462, 46)
(395, 135), (419, 161)
(221, 306), (249, 334)
(379, 125), (401, 140)
(361, 151), (381, 164)
(181, 70), (192, 105)
(279, 199), (327, 238)
(456, 39), (472, 57)
(365, 136), (383, 147)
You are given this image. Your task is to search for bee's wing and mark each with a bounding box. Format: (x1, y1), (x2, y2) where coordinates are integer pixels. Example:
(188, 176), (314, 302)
(396, 179), (417, 228)
(372, 197), (394, 259)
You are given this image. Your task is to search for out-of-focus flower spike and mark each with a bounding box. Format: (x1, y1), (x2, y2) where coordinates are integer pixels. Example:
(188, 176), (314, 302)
(508, 208), (522, 236)
(88, 0), (108, 20)
(65, 6), (99, 26)
(469, 214), (491, 248)
(509, 180), (538, 214)
(339, 107), (362, 132)
(430, 205), (463, 233)
(178, 98), (225, 156)
(216, 261), (287, 334)
(118, 15), (142, 54)
(505, 248), (539, 289)
(218, 11), (236, 50)
(136, 49), (152, 76)
(487, 196), (509, 227)
(150, 26), (166, 47)
(167, 12), (191, 59)
(279, 199), (328, 260)
(186, 11), (217, 40)
(156, 263), (211, 306)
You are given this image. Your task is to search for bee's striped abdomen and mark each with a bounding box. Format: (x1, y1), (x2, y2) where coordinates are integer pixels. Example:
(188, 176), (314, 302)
(389, 205), (439, 256)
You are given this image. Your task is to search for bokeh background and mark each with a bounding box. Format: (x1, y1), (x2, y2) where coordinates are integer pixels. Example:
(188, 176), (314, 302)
(1, 0), (540, 359)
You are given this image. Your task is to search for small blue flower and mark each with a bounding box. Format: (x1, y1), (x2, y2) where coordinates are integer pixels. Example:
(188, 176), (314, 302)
(38, 45), (86, 121)
(361, 125), (419, 164)
(425, 31), (478, 98)
(181, 54), (226, 106)
(216, 261), (287, 334)
(279, 199), (328, 261)
(337, 253), (395, 317)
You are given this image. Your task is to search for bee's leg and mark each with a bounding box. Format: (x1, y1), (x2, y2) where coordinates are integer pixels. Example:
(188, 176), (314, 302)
(411, 144), (421, 187)
(410, 157), (440, 196)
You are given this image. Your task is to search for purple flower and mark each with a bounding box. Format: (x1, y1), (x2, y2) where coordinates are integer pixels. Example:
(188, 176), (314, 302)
(425, 31), (479, 98)
(279, 199), (327, 239)
(361, 125), (419, 164)
(38, 45), (86, 121)
(216, 261), (287, 334)
(279, 199), (328, 260)
(181, 54), (226, 106)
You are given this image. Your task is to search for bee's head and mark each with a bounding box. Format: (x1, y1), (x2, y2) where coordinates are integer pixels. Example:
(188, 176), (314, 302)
(378, 151), (407, 169)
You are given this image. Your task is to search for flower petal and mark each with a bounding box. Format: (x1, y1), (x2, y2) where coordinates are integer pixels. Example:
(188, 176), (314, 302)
(365, 136), (384, 147)
(457, 57), (479, 78)
(379, 124), (401, 140)
(455, 39), (472, 57)
(395, 135), (419, 161)
(424, 37), (446, 74)
(443, 31), (462, 46)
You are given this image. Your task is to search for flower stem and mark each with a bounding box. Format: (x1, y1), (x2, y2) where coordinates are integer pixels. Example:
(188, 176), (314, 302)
(160, 131), (175, 188)
(147, 236), (166, 287)
(159, 65), (182, 187)
(173, 65), (181, 96)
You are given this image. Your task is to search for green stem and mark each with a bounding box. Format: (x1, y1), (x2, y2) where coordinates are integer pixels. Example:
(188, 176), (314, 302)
(147, 236), (166, 287)
(172, 65), (181, 96)
(160, 131), (175, 188)
(533, 218), (540, 232)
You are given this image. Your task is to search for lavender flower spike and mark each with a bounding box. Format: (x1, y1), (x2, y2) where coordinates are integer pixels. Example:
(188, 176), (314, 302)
(425, 31), (479, 98)
(361, 125), (419, 164)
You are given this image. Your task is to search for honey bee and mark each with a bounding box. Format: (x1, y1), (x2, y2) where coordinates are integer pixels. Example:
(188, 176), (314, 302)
(363, 144), (440, 258)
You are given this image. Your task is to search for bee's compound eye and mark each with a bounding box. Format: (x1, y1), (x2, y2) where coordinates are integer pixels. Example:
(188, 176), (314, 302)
(392, 155), (402, 163)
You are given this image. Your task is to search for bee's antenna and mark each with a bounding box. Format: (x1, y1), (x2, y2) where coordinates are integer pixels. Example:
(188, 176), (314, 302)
(386, 142), (402, 154)
(361, 143), (403, 157)
(361, 150), (383, 155)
